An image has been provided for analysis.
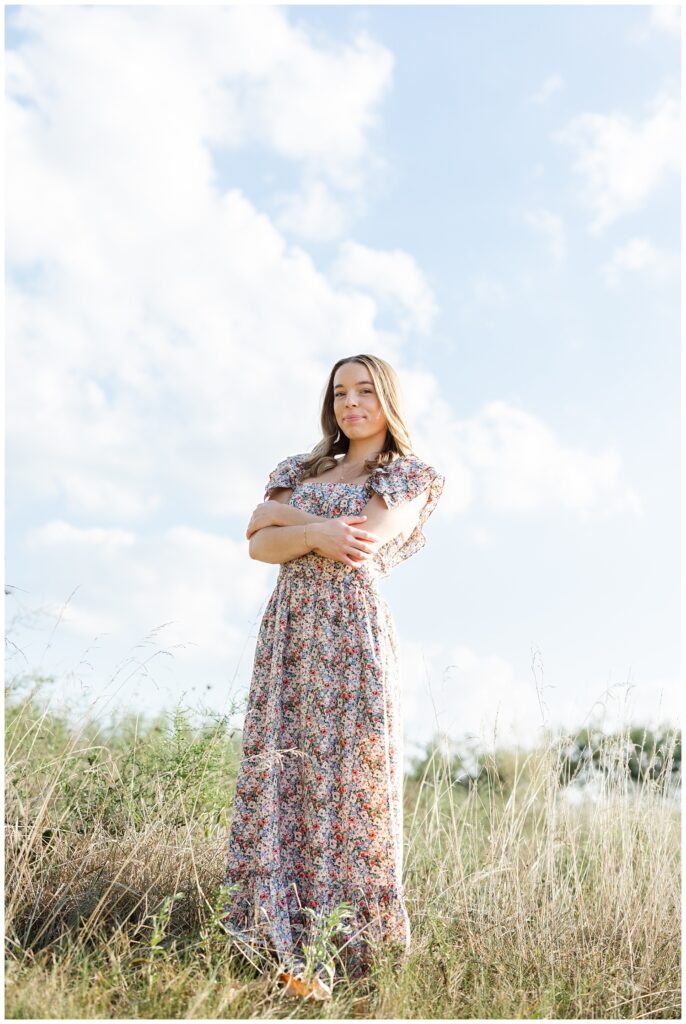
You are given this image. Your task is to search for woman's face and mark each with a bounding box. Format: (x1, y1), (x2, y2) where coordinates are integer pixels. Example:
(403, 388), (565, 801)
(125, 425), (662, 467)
(332, 362), (388, 440)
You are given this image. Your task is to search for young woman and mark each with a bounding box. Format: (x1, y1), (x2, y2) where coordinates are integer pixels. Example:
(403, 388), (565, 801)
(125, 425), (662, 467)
(221, 353), (445, 999)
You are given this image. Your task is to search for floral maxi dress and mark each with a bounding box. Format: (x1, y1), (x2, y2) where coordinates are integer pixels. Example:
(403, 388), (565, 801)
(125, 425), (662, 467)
(222, 452), (445, 979)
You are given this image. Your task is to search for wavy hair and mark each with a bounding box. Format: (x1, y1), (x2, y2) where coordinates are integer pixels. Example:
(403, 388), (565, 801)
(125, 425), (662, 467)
(299, 354), (415, 481)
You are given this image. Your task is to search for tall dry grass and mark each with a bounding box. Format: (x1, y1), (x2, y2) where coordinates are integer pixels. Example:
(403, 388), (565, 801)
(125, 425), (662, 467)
(4, 672), (680, 1019)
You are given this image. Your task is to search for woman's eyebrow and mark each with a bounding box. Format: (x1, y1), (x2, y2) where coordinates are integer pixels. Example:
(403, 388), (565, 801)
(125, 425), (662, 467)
(334, 380), (375, 389)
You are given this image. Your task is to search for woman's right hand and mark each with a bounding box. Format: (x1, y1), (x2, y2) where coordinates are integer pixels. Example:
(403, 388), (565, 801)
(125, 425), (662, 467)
(309, 515), (380, 567)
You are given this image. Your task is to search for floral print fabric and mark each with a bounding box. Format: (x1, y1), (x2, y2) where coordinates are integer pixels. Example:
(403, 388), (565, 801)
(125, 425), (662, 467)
(265, 452), (445, 580)
(222, 453), (445, 980)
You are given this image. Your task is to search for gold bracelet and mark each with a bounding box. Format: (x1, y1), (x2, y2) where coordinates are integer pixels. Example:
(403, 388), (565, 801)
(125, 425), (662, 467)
(304, 524), (309, 549)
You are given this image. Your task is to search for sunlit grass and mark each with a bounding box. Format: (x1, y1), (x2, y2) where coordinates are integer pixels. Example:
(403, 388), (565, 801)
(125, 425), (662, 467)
(4, 666), (680, 1019)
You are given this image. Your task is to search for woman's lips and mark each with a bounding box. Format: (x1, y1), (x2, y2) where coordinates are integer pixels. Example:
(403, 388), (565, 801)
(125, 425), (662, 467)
(345, 416), (364, 421)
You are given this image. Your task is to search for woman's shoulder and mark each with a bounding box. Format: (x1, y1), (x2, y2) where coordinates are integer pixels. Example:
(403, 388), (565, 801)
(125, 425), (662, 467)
(369, 452), (445, 510)
(272, 452), (310, 474)
(263, 452), (309, 498)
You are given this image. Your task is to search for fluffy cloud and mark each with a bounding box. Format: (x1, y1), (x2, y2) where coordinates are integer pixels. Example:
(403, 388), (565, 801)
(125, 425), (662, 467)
(400, 388), (641, 522)
(600, 237), (679, 288)
(400, 637), (680, 765)
(648, 5), (681, 37)
(6, 6), (647, 742)
(6, 2), (397, 522)
(16, 520), (269, 663)
(529, 73), (564, 105)
(552, 90), (680, 232)
(522, 207), (567, 265)
(7, 5), (636, 537)
(331, 239), (439, 335)
(273, 179), (350, 241)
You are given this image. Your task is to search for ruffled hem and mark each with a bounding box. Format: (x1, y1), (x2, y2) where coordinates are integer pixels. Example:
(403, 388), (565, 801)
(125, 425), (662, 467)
(220, 870), (410, 979)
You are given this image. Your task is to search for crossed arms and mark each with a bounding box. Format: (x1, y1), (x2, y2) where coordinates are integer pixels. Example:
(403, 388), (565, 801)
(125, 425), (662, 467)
(246, 486), (429, 567)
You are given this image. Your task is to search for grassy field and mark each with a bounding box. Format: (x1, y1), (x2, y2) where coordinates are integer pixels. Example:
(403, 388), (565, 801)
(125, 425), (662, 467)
(5, 675), (681, 1019)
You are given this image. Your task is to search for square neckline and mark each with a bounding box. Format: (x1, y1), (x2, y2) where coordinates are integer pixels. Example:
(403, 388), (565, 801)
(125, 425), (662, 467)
(295, 478), (370, 489)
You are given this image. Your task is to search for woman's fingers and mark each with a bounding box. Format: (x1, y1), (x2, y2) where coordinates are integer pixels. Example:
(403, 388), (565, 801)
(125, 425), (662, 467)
(348, 540), (380, 564)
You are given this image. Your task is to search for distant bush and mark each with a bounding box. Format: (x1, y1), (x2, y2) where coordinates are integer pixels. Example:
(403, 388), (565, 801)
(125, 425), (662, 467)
(408, 725), (681, 797)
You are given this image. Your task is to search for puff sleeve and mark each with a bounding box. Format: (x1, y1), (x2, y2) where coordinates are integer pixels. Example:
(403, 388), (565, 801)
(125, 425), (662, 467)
(263, 453), (307, 500)
(369, 454), (445, 565)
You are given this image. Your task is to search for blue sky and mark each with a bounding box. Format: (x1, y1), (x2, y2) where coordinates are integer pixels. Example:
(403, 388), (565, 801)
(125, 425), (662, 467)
(5, 4), (680, 767)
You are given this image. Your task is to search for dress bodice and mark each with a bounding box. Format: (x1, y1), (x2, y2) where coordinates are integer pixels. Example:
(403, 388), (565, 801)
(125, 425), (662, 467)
(263, 452), (445, 581)
(287, 480), (401, 582)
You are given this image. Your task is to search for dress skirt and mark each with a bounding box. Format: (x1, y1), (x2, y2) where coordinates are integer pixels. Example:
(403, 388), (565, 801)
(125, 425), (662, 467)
(221, 553), (410, 980)
(221, 453), (445, 981)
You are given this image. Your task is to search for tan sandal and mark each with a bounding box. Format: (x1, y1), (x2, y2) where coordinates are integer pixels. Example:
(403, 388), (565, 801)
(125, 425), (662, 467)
(278, 970), (333, 1001)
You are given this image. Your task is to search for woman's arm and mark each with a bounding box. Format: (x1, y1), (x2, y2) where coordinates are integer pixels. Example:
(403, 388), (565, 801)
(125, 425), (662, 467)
(248, 487), (379, 566)
(359, 489), (431, 545)
(250, 485), (427, 544)
(248, 523), (319, 564)
(245, 494), (329, 540)
(248, 485), (327, 564)
(249, 518), (381, 566)
(248, 488), (429, 564)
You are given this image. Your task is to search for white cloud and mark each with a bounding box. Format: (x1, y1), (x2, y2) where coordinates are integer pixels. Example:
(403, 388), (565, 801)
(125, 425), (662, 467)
(600, 237), (679, 288)
(27, 521), (136, 549)
(7, 5), (633, 540)
(648, 5), (681, 37)
(470, 526), (494, 548)
(400, 640), (549, 761)
(529, 73), (564, 105)
(467, 401), (641, 519)
(247, 21), (394, 191)
(331, 239), (438, 335)
(57, 603), (123, 638)
(5, 6), (649, 741)
(522, 206), (567, 264)
(6, 6), (393, 190)
(400, 638), (680, 765)
(410, 394), (641, 522)
(5, 3), (397, 522)
(19, 521), (270, 661)
(552, 90), (680, 232)
(273, 179), (349, 241)
(468, 275), (510, 306)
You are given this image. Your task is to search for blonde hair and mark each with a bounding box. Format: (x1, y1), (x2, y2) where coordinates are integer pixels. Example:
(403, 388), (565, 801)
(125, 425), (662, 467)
(300, 354), (414, 481)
